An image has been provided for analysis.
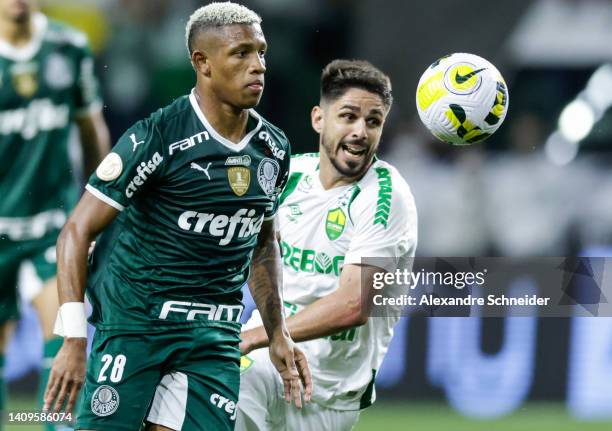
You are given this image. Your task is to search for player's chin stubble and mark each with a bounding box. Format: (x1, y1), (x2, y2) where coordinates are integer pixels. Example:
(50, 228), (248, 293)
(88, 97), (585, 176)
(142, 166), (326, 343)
(324, 141), (368, 178)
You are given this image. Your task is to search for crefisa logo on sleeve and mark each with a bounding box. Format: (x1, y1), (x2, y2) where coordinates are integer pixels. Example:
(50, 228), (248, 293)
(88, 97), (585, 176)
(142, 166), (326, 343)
(91, 385), (120, 417)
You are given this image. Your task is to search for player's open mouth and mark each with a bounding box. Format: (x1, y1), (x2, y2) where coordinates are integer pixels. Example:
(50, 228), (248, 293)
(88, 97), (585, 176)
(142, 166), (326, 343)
(341, 143), (367, 157)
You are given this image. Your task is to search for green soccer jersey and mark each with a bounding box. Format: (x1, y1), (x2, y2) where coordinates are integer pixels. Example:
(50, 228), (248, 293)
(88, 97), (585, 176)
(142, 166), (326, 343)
(86, 90), (290, 332)
(0, 13), (101, 241)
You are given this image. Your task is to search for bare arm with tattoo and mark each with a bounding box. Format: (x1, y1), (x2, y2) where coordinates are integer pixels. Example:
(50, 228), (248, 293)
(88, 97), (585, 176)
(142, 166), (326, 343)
(248, 218), (312, 407)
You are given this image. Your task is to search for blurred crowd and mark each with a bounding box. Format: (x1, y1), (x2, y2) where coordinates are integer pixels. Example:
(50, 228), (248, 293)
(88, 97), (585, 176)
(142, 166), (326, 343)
(384, 113), (612, 257)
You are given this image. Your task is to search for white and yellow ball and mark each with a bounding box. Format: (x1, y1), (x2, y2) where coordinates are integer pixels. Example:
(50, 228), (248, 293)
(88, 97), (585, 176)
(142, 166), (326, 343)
(416, 53), (509, 145)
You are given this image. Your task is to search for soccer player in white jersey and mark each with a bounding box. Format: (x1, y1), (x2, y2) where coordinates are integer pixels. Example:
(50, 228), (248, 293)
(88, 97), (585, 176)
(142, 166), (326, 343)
(236, 59), (418, 430)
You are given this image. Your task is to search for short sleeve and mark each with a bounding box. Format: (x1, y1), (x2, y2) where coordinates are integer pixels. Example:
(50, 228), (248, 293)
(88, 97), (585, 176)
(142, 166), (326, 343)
(344, 186), (418, 269)
(264, 132), (291, 220)
(73, 42), (102, 117)
(86, 119), (164, 211)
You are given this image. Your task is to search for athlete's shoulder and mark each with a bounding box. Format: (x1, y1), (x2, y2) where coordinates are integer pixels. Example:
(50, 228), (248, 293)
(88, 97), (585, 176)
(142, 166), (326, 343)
(256, 113), (288, 142)
(289, 153), (319, 174)
(152, 95), (192, 123)
(353, 158), (417, 223)
(255, 111), (290, 153)
(145, 95), (194, 140)
(44, 16), (89, 49)
(118, 100), (185, 152)
(360, 158), (414, 197)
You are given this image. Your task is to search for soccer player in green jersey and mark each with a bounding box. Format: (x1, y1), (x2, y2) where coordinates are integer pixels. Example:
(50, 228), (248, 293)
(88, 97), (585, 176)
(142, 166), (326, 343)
(0, 0), (110, 427)
(43, 3), (311, 430)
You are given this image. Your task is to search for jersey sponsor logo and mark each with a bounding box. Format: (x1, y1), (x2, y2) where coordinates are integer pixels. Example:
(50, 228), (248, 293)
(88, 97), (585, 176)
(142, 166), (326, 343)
(11, 62), (38, 97)
(0, 98), (69, 139)
(124, 152), (163, 197)
(191, 161), (212, 180)
(210, 393), (238, 421)
(129, 133), (144, 152)
(280, 240), (345, 276)
(168, 130), (209, 155)
(177, 208), (263, 245)
(96, 152), (123, 181)
(44, 53), (74, 89)
(225, 155), (251, 167)
(159, 301), (243, 323)
(374, 167), (392, 228)
(257, 158), (280, 196)
(227, 167), (250, 196)
(258, 130), (286, 160)
(91, 385), (120, 417)
(325, 208), (346, 241)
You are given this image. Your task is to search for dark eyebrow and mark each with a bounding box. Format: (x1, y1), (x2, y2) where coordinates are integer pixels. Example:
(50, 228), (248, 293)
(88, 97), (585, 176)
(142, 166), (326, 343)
(339, 105), (360, 112)
(230, 41), (267, 51)
(339, 105), (384, 117)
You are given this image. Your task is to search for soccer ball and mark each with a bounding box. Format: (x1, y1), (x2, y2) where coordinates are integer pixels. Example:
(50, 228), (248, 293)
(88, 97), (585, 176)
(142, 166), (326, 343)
(415, 53), (509, 145)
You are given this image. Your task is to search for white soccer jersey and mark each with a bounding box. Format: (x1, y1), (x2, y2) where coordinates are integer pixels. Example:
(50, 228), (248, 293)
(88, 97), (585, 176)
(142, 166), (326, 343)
(246, 153), (417, 411)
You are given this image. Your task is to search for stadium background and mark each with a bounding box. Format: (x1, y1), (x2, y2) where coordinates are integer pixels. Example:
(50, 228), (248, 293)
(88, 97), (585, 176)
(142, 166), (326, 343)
(6, 0), (612, 429)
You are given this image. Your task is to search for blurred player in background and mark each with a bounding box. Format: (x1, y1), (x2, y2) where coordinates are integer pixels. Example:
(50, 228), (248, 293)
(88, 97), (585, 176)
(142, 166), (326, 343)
(0, 0), (110, 428)
(43, 3), (310, 430)
(237, 59), (418, 430)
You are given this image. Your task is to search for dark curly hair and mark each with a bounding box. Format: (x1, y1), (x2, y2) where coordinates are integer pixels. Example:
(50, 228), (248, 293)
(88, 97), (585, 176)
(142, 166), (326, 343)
(320, 59), (393, 109)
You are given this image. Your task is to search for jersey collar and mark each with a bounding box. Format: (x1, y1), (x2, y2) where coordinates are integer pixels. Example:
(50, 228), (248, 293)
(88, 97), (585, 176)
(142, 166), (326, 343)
(0, 13), (47, 62)
(189, 89), (263, 153)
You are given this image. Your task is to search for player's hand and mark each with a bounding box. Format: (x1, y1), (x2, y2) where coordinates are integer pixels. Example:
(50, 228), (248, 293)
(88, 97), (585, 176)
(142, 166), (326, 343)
(268, 333), (313, 408)
(43, 338), (87, 413)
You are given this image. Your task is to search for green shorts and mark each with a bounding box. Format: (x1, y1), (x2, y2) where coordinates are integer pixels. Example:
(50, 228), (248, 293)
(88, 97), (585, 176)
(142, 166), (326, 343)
(0, 234), (58, 323)
(76, 326), (241, 431)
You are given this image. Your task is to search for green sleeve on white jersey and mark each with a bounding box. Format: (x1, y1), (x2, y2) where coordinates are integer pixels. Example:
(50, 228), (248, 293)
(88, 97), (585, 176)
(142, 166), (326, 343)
(86, 119), (164, 210)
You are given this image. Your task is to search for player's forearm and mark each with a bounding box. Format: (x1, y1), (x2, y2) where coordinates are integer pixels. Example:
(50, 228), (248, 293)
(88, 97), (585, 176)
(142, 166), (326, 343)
(290, 291), (366, 341)
(248, 225), (288, 342)
(56, 192), (118, 305)
(245, 289), (365, 350)
(244, 264), (375, 351)
(56, 219), (92, 304)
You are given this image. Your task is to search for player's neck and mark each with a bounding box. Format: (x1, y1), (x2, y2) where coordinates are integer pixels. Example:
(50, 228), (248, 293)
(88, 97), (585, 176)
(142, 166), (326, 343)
(0, 16), (33, 47)
(194, 86), (249, 145)
(319, 159), (365, 190)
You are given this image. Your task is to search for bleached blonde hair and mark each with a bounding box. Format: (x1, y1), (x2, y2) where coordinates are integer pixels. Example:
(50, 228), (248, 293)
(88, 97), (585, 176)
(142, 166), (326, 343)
(185, 2), (262, 55)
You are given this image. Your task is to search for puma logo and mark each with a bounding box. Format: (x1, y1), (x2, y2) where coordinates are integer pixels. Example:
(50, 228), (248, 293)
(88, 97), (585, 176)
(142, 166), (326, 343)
(191, 162), (212, 180)
(130, 133), (144, 152)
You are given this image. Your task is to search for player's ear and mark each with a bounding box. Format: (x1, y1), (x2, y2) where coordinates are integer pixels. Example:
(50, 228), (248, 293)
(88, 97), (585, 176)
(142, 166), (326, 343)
(311, 106), (323, 134)
(192, 50), (211, 77)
